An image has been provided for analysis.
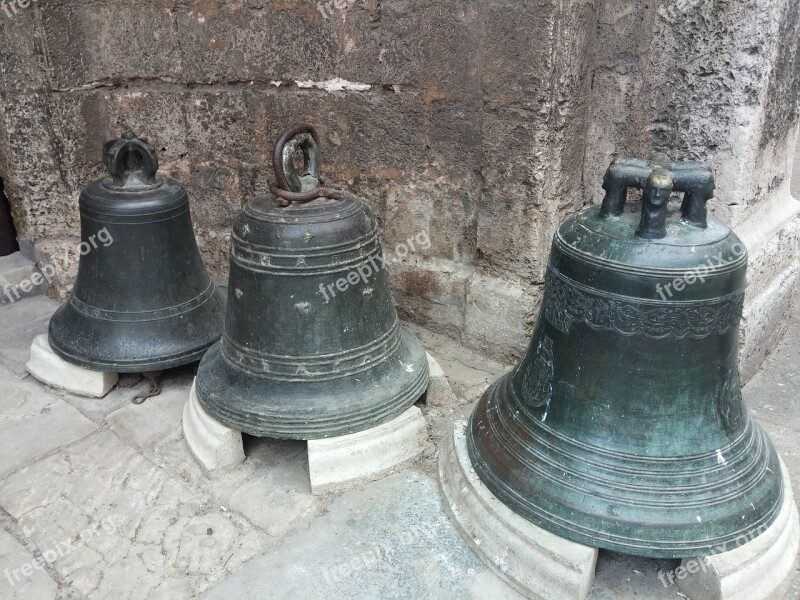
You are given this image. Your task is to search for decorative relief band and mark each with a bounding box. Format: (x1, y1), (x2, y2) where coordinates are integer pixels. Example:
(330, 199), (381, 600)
(221, 319), (402, 381)
(543, 269), (744, 339)
(231, 228), (383, 276)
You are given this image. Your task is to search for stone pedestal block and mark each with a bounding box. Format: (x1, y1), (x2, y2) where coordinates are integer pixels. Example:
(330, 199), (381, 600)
(438, 421), (598, 600)
(424, 352), (460, 407)
(677, 459), (800, 600)
(183, 379), (245, 477)
(308, 405), (429, 495)
(26, 334), (117, 398)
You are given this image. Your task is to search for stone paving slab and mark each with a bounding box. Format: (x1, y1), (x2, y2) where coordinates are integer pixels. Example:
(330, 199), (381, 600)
(201, 470), (523, 600)
(0, 296), (59, 377)
(0, 527), (59, 600)
(107, 374), (194, 455)
(122, 394), (326, 545)
(0, 365), (97, 477)
(0, 430), (270, 599)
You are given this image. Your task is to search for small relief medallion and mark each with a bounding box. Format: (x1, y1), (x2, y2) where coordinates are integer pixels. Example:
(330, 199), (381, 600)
(521, 335), (555, 408)
(716, 365), (744, 431)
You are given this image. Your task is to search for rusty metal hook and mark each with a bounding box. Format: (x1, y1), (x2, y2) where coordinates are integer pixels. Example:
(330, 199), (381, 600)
(270, 123), (345, 206)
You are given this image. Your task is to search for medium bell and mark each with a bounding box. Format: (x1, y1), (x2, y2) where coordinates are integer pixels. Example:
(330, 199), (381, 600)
(48, 132), (226, 372)
(195, 123), (429, 439)
(467, 157), (784, 557)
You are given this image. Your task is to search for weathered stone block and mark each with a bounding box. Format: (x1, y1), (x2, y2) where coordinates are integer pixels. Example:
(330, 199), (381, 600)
(677, 460), (799, 600)
(584, 0), (800, 228)
(383, 175), (479, 262)
(308, 405), (429, 494)
(0, 94), (76, 240)
(185, 90), (270, 167)
(464, 271), (540, 361)
(32, 237), (80, 298)
(424, 352), (460, 407)
(439, 421), (599, 600)
(0, 7), (48, 95)
(175, 1), (338, 83)
(736, 197), (800, 300)
(183, 379), (245, 477)
(740, 263), (800, 382)
(425, 99), (483, 178)
(389, 256), (473, 340)
(331, 0), (382, 84)
(40, 0), (182, 89)
(381, 0), (482, 93)
(26, 334), (119, 399)
(482, 0), (558, 98)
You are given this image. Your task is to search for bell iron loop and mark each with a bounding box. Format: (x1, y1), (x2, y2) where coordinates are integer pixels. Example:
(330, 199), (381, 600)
(466, 156), (784, 558)
(195, 123), (430, 439)
(48, 132), (226, 373)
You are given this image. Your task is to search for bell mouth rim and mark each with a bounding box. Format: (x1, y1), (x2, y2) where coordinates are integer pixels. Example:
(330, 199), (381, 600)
(465, 375), (786, 558)
(48, 333), (217, 374)
(194, 328), (430, 440)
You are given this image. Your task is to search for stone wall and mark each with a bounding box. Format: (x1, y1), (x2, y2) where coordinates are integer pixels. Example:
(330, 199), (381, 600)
(0, 0), (798, 372)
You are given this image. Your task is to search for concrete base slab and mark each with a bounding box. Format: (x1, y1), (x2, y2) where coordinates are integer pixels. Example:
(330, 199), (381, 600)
(26, 334), (118, 398)
(183, 379), (245, 477)
(424, 352), (461, 407)
(677, 459), (800, 600)
(308, 405), (429, 495)
(439, 421), (598, 600)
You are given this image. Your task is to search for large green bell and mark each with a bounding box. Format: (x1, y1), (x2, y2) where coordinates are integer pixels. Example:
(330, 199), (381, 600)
(467, 157), (784, 558)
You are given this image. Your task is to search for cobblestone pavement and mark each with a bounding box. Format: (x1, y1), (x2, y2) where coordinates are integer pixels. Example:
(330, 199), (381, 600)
(0, 295), (797, 599)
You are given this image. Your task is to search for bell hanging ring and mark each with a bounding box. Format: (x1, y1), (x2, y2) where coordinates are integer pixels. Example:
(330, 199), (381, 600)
(195, 123), (429, 439)
(466, 156), (784, 557)
(48, 132), (226, 372)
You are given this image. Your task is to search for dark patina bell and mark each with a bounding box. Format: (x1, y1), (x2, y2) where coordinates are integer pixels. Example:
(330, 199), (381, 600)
(467, 157), (784, 557)
(195, 123), (429, 439)
(48, 132), (226, 372)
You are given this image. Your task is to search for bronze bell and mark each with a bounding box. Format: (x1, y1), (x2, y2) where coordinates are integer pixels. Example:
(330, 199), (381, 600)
(195, 123), (429, 439)
(467, 157), (784, 557)
(48, 132), (226, 372)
